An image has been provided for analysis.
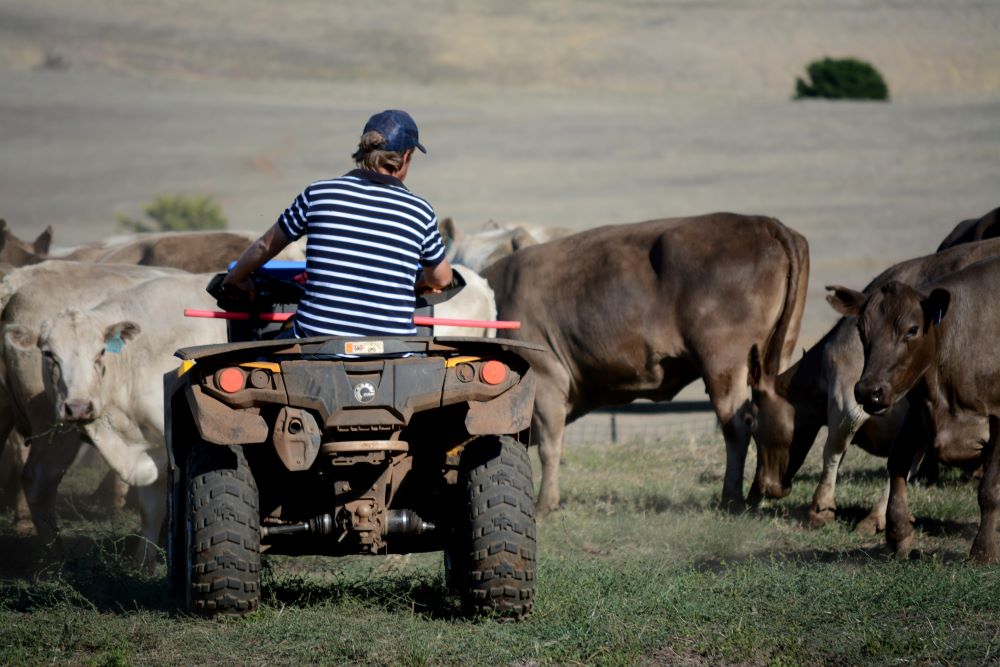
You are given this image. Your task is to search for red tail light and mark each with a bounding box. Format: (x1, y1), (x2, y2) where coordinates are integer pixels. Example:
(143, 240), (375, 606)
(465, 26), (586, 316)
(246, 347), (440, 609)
(480, 360), (508, 385)
(217, 367), (245, 393)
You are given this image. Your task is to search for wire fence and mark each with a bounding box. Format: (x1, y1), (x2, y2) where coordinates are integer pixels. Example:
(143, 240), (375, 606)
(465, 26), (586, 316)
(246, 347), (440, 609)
(563, 401), (721, 445)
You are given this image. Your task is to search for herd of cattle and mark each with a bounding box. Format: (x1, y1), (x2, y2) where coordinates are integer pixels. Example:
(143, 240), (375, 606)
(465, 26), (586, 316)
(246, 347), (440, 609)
(0, 204), (998, 566)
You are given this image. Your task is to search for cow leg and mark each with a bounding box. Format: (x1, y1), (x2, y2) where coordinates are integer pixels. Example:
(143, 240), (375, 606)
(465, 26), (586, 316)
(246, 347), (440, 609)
(531, 374), (571, 520)
(21, 427), (84, 543)
(82, 415), (162, 488)
(133, 474), (168, 568)
(970, 416), (1000, 564)
(808, 412), (856, 528)
(703, 366), (752, 509)
(884, 414), (928, 560)
(90, 468), (130, 511)
(9, 432), (36, 535)
(856, 477), (890, 535)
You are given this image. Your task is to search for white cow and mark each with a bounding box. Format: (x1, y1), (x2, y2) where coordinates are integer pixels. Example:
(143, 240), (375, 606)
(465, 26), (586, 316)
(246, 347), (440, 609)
(0, 261), (182, 536)
(441, 220), (574, 272)
(7, 271), (225, 557)
(432, 265), (498, 338)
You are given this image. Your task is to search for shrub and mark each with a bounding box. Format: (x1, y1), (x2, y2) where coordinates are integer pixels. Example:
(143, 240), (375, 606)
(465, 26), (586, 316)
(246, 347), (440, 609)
(117, 194), (228, 233)
(794, 57), (889, 101)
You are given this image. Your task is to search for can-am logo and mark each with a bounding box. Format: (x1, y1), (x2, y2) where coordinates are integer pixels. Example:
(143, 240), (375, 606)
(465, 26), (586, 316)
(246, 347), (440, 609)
(353, 381), (376, 403)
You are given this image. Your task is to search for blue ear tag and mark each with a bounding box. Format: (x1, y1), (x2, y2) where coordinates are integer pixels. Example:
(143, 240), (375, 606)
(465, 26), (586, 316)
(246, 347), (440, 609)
(105, 333), (124, 354)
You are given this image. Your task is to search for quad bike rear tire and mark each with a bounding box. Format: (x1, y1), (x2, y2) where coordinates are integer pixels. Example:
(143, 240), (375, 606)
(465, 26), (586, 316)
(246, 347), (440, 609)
(454, 435), (536, 619)
(186, 442), (261, 616)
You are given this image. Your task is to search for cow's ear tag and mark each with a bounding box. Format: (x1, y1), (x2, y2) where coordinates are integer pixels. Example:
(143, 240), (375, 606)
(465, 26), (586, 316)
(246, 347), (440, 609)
(105, 333), (124, 354)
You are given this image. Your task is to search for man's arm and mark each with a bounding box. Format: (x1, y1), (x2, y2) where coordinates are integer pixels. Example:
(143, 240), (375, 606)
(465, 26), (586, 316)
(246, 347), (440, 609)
(222, 223), (292, 295)
(421, 258), (453, 291)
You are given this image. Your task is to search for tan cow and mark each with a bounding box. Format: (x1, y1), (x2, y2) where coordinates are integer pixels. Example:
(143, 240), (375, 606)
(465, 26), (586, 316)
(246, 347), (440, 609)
(484, 213), (809, 516)
(9, 272), (226, 558)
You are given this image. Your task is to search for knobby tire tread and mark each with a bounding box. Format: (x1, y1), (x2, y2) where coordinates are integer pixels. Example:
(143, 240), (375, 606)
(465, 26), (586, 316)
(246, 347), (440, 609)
(187, 443), (260, 616)
(459, 436), (536, 620)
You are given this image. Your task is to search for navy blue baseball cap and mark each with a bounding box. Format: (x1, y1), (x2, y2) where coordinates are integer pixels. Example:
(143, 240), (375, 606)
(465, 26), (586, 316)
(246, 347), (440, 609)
(363, 109), (426, 154)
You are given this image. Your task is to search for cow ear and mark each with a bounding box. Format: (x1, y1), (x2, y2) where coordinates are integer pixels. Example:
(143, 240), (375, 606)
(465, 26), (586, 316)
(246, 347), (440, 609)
(747, 344), (763, 388)
(104, 321), (141, 353)
(825, 285), (866, 317)
(438, 217), (459, 247)
(922, 288), (951, 330)
(510, 226), (535, 251)
(33, 225), (53, 256)
(4, 324), (38, 350)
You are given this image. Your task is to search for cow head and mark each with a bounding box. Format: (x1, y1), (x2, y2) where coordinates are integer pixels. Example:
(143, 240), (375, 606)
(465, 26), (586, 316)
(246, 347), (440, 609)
(746, 344), (796, 500)
(35, 309), (141, 422)
(827, 281), (949, 416)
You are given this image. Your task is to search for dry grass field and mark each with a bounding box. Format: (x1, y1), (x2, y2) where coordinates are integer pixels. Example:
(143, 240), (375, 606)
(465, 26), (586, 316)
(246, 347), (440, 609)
(1, 1), (999, 664)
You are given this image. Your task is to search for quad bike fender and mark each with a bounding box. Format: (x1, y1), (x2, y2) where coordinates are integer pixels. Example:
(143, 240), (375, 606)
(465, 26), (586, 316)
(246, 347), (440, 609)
(465, 366), (535, 435)
(185, 384), (269, 445)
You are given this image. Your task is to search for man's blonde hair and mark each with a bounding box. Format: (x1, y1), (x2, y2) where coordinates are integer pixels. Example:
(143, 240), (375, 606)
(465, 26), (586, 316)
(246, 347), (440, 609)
(352, 131), (407, 173)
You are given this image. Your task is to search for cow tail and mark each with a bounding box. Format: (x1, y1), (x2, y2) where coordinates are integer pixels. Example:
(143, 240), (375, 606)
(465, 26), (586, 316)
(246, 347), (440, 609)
(762, 218), (809, 377)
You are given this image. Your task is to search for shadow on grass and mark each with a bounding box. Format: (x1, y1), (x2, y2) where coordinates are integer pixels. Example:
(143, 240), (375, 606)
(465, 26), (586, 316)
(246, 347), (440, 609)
(1, 530), (466, 621)
(263, 564), (463, 621)
(0, 533), (174, 614)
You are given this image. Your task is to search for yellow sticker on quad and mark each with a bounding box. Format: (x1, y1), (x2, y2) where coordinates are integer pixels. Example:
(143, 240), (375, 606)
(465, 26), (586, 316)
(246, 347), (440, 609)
(345, 340), (384, 354)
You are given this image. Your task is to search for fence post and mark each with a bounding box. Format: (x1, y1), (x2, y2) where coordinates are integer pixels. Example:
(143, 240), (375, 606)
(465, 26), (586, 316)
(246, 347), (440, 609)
(610, 413), (618, 444)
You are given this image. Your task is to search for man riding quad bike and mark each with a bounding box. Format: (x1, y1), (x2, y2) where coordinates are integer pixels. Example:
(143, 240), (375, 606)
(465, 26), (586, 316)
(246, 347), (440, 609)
(164, 263), (539, 619)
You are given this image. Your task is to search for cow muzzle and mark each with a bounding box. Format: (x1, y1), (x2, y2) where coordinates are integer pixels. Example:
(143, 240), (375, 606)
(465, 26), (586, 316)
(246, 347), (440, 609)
(854, 380), (891, 416)
(62, 399), (97, 422)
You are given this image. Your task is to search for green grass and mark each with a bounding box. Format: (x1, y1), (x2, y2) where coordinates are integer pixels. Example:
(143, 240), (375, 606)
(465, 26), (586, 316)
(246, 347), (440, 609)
(1, 430), (998, 666)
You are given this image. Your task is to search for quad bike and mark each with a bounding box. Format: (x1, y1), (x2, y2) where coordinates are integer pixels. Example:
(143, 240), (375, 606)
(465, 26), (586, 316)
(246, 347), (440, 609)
(164, 262), (539, 619)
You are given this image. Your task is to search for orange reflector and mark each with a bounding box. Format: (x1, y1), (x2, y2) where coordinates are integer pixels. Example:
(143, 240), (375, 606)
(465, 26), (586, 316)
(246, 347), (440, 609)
(217, 367), (245, 393)
(481, 360), (508, 385)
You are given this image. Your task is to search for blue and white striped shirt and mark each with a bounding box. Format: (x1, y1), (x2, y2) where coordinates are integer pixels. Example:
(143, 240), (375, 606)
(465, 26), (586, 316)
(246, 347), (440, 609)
(277, 169), (446, 337)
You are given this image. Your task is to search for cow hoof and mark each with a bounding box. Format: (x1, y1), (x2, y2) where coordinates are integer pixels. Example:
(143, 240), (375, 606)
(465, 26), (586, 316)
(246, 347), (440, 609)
(13, 519), (37, 538)
(534, 501), (560, 521)
(807, 507), (836, 529)
(719, 496), (747, 514)
(970, 539), (999, 564)
(854, 514), (885, 536)
(888, 535), (914, 561)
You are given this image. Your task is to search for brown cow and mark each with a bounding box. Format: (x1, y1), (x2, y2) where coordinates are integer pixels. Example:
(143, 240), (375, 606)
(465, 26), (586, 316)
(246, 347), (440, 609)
(832, 257), (1000, 562)
(748, 237), (1000, 531)
(53, 230), (305, 272)
(483, 213), (809, 516)
(936, 206), (1000, 251)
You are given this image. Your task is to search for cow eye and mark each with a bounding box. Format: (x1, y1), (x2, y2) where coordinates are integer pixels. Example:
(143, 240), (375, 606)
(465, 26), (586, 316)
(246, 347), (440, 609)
(906, 325), (919, 338)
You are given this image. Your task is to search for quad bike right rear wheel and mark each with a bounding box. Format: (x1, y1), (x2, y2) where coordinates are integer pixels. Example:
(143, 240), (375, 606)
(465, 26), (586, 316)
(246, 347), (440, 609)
(453, 435), (536, 619)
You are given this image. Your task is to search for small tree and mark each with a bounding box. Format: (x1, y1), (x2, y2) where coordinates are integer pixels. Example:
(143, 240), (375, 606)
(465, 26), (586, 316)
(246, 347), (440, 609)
(794, 57), (889, 101)
(118, 194), (228, 233)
